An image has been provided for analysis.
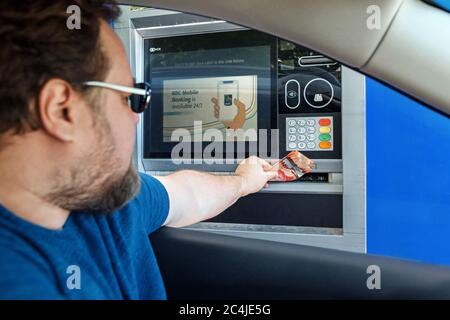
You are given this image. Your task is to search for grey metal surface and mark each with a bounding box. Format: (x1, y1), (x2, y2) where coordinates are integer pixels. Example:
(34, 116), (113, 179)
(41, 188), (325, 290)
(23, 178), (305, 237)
(147, 171), (343, 195)
(189, 223), (343, 236)
(260, 180), (342, 195)
(115, 7), (367, 253)
(341, 67), (367, 241)
(132, 11), (215, 29)
(138, 21), (245, 38)
(142, 159), (343, 173)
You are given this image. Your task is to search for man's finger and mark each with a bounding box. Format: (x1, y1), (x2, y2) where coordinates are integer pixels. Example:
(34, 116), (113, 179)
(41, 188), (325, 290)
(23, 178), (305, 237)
(259, 158), (274, 170)
(265, 171), (279, 180)
(262, 161), (273, 171)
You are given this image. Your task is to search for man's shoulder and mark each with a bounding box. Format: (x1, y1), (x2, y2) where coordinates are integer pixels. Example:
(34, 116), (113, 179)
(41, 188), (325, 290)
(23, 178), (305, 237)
(0, 230), (49, 273)
(0, 220), (31, 251)
(132, 172), (168, 203)
(126, 172), (169, 234)
(0, 241), (60, 299)
(0, 215), (52, 271)
(138, 172), (163, 189)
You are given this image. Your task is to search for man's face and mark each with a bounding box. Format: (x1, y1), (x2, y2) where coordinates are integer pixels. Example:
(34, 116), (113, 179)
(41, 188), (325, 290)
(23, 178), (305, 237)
(46, 20), (141, 213)
(96, 21), (140, 172)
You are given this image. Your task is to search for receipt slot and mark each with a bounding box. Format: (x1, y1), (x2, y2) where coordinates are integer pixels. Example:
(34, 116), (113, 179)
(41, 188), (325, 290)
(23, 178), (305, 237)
(115, 7), (366, 253)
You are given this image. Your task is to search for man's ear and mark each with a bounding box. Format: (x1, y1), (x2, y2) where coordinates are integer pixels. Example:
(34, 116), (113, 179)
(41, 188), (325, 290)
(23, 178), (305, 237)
(37, 78), (81, 142)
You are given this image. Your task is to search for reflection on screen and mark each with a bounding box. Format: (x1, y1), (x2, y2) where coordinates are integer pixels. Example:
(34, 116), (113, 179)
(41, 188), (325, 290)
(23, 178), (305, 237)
(163, 75), (258, 142)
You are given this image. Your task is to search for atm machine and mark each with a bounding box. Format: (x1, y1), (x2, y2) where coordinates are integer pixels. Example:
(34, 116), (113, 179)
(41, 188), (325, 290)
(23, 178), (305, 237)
(115, 7), (366, 253)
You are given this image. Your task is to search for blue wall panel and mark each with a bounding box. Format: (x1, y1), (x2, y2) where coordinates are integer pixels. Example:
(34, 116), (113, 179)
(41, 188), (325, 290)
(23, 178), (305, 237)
(366, 77), (450, 265)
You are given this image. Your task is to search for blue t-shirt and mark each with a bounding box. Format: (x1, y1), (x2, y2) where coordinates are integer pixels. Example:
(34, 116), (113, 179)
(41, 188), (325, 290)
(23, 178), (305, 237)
(0, 173), (170, 300)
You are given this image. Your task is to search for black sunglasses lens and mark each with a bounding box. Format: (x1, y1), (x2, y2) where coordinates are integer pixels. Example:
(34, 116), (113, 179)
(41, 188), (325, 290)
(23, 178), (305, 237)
(130, 83), (151, 113)
(129, 95), (141, 113)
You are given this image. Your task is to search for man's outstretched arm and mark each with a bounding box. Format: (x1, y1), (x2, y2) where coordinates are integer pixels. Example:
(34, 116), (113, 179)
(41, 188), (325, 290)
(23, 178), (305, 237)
(155, 156), (278, 228)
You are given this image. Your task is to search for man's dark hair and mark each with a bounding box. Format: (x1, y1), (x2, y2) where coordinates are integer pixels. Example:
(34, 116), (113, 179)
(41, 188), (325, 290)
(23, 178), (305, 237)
(0, 0), (120, 137)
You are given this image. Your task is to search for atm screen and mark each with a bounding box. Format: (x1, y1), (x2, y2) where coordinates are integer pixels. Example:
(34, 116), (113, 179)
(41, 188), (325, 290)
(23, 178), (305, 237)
(143, 30), (278, 159)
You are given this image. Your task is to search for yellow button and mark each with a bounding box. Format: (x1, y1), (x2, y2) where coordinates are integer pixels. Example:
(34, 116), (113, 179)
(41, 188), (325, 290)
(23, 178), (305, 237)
(319, 127), (331, 134)
(320, 142), (332, 149)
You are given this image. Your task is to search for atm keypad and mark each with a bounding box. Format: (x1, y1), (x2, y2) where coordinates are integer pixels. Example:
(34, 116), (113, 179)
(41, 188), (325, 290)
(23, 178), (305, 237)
(286, 116), (334, 151)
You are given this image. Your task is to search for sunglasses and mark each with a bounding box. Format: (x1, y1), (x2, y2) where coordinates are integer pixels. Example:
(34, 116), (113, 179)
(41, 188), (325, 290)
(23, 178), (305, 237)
(84, 81), (151, 113)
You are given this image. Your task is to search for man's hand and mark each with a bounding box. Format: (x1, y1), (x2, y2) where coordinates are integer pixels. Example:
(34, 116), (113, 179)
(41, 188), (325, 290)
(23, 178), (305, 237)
(235, 156), (279, 197)
(157, 156), (278, 227)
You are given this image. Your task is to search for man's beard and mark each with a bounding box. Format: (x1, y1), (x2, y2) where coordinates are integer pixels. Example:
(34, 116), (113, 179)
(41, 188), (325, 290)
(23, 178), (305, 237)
(45, 112), (140, 214)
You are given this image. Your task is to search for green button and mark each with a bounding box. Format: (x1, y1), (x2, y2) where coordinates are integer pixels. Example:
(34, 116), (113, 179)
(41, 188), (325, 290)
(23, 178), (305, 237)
(319, 134), (331, 141)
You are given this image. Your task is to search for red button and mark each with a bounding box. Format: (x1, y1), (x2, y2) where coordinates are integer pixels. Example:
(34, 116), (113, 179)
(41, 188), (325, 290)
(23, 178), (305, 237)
(319, 119), (331, 126)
